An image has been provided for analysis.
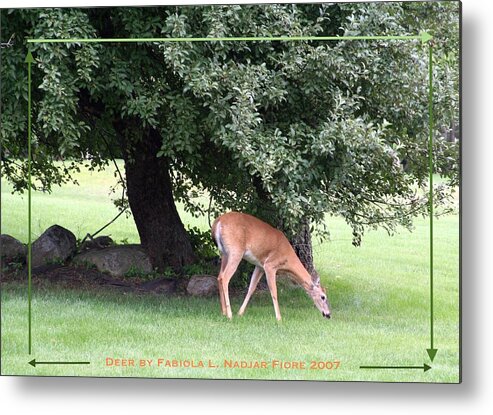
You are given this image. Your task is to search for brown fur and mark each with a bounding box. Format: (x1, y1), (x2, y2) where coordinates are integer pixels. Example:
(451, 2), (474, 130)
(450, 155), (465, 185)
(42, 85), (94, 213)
(211, 212), (331, 320)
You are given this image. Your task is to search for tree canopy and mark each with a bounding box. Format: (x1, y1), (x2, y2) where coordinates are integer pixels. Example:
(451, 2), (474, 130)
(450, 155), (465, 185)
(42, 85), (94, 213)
(1, 3), (459, 267)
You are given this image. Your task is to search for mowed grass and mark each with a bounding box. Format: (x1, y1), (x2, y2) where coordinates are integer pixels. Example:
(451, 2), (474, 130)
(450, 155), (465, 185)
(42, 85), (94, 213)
(0, 164), (460, 382)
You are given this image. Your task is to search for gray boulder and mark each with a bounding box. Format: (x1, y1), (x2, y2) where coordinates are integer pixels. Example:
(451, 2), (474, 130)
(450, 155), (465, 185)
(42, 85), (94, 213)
(187, 275), (218, 297)
(32, 225), (76, 268)
(80, 235), (114, 251)
(73, 245), (152, 277)
(0, 234), (27, 267)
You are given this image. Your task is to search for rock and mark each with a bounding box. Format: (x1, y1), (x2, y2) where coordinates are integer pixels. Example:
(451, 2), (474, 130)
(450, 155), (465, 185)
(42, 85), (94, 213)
(32, 225), (76, 268)
(73, 245), (152, 277)
(187, 275), (218, 297)
(0, 234), (27, 267)
(80, 235), (114, 251)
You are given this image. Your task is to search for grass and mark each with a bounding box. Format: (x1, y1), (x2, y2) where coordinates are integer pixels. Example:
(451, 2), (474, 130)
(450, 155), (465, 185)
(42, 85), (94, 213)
(0, 163), (460, 382)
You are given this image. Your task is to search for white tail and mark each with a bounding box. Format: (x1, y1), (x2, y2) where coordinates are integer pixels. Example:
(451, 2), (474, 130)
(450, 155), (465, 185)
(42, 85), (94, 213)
(211, 212), (331, 321)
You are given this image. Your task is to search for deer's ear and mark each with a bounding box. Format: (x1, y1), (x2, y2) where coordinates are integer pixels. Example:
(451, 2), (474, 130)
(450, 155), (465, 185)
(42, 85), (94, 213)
(310, 270), (321, 287)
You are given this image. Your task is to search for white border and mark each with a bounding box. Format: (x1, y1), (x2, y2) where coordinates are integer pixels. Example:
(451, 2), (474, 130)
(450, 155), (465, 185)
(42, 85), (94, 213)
(2, 0), (492, 414)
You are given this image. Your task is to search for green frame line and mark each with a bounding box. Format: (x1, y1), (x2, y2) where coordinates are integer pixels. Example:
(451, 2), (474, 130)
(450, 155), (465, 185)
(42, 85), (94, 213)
(26, 32), (432, 44)
(25, 51), (34, 355)
(24, 32), (436, 371)
(360, 363), (431, 372)
(427, 43), (437, 362)
(29, 359), (90, 367)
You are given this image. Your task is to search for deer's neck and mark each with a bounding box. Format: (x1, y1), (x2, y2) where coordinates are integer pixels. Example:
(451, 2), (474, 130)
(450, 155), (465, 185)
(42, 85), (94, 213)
(286, 259), (314, 292)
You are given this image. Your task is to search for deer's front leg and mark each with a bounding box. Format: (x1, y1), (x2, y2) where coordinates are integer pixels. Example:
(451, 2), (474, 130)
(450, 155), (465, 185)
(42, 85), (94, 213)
(265, 265), (281, 321)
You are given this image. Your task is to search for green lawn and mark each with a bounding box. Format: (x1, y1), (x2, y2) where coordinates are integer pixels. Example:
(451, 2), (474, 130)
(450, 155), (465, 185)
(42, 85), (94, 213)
(0, 164), (460, 382)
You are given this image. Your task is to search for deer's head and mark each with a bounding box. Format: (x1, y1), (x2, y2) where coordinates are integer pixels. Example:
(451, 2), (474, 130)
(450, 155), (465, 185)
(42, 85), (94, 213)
(309, 277), (331, 319)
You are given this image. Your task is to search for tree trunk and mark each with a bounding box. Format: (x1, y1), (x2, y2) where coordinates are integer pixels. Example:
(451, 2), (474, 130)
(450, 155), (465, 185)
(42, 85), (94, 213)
(289, 217), (318, 282)
(117, 123), (195, 271)
(252, 176), (317, 281)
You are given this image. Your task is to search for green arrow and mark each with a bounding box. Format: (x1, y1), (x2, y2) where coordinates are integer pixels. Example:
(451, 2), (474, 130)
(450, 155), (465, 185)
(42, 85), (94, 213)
(360, 364), (431, 372)
(25, 50), (34, 63)
(27, 33), (431, 44)
(427, 348), (438, 361)
(420, 31), (433, 44)
(25, 50), (34, 355)
(29, 359), (91, 367)
(426, 43), (438, 363)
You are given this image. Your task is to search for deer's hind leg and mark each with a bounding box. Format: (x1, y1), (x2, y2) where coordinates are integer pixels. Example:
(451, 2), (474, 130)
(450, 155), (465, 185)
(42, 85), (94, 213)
(238, 266), (264, 316)
(217, 255), (228, 315)
(217, 253), (243, 319)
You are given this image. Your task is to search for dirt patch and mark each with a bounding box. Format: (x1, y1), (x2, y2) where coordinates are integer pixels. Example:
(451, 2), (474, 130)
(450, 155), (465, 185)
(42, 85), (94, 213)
(0, 264), (187, 295)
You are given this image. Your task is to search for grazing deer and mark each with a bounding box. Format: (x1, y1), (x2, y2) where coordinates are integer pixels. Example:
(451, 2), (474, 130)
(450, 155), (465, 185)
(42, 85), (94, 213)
(211, 212), (331, 321)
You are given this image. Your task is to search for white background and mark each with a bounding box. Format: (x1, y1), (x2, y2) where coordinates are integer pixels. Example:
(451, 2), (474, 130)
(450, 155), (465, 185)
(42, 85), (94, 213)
(1, 0), (491, 413)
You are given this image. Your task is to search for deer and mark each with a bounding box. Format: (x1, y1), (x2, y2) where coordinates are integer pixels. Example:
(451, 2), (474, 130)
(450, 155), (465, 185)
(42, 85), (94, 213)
(211, 211), (331, 321)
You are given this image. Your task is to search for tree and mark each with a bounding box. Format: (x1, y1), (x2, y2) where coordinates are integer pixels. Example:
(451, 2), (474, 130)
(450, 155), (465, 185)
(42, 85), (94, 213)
(1, 3), (459, 273)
